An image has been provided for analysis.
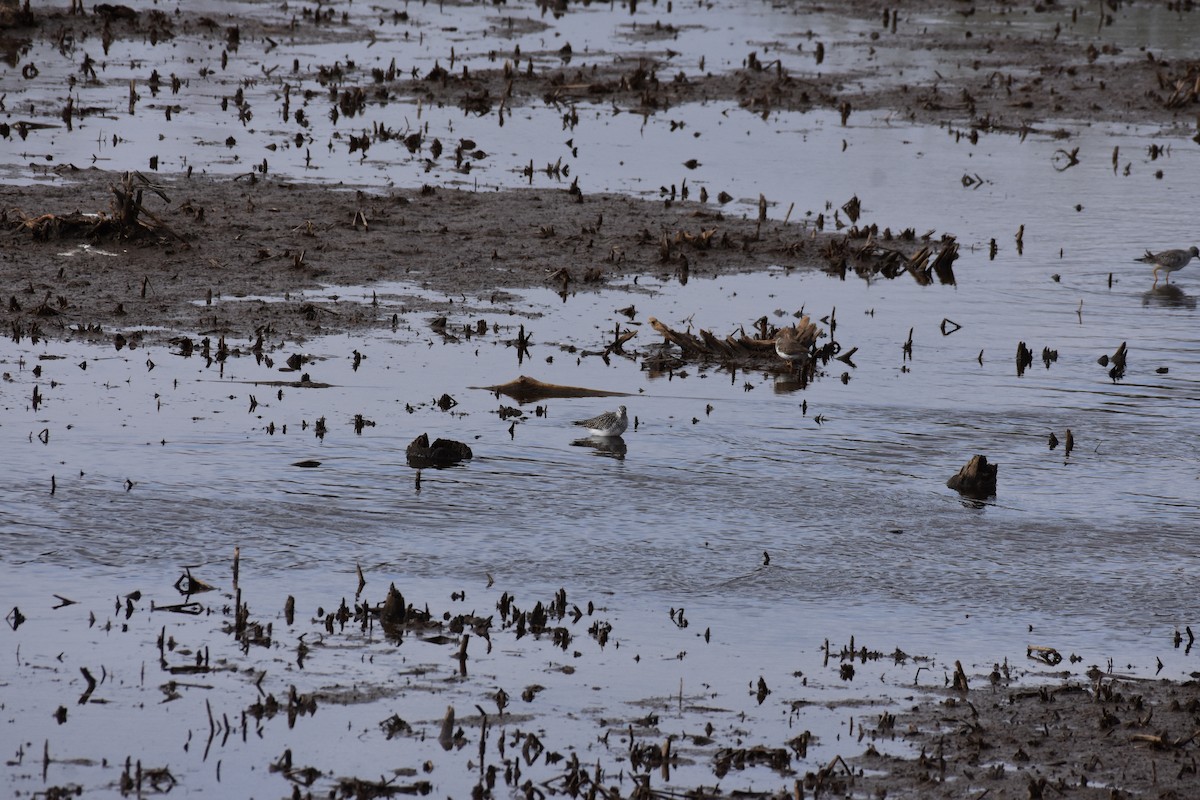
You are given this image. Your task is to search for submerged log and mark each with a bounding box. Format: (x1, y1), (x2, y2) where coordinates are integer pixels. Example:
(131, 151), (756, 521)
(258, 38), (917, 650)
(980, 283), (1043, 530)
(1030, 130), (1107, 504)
(481, 375), (627, 403)
(946, 454), (997, 499)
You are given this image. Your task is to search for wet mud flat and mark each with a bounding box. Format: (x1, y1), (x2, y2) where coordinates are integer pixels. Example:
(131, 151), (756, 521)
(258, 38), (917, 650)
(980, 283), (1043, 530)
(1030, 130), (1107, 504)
(859, 672), (1200, 799)
(7, 558), (1200, 800)
(2, 169), (842, 345)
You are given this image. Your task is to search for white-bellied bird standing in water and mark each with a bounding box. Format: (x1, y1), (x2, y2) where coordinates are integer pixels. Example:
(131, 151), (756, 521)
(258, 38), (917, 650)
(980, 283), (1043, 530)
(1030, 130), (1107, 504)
(573, 405), (628, 437)
(1137, 246), (1198, 288)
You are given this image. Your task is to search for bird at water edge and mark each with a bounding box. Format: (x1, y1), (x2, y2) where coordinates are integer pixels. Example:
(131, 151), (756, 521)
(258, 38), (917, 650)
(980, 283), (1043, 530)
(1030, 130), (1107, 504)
(573, 405), (628, 437)
(1136, 246), (1199, 288)
(774, 316), (820, 370)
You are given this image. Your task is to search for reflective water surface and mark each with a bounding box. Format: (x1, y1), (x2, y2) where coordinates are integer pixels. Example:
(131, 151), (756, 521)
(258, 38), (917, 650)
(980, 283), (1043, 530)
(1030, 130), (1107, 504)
(4, 251), (1200, 793)
(4, 0), (1200, 797)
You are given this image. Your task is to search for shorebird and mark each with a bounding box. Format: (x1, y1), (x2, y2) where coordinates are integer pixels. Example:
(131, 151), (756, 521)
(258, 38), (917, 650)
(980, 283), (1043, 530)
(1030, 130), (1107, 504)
(1137, 246), (1199, 287)
(573, 405), (628, 437)
(774, 316), (819, 370)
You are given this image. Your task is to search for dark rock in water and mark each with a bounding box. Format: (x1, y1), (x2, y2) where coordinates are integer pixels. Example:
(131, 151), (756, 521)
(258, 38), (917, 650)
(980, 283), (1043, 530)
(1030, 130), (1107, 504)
(406, 433), (473, 468)
(947, 454), (997, 499)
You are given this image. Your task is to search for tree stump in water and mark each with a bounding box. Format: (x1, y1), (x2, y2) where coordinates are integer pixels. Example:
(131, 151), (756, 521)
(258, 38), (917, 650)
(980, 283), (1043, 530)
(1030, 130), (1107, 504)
(946, 454), (997, 499)
(406, 433), (473, 468)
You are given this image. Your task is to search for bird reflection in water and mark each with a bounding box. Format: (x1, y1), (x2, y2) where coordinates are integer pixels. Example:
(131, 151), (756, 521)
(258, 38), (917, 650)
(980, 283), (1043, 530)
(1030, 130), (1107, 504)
(570, 436), (627, 460)
(1142, 284), (1196, 310)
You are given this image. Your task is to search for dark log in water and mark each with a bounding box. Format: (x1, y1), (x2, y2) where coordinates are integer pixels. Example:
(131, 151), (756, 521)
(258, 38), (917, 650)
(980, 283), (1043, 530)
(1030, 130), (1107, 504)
(480, 375), (628, 403)
(946, 454), (997, 499)
(405, 433), (473, 468)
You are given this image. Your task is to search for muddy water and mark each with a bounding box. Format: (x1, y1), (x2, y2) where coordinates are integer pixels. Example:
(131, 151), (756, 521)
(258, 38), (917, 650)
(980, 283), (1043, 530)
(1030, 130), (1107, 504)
(5, 0), (1200, 797)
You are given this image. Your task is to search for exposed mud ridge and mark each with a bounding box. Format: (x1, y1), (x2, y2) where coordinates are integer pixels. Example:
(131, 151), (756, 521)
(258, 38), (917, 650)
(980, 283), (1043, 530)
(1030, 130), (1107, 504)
(3, 169), (837, 345)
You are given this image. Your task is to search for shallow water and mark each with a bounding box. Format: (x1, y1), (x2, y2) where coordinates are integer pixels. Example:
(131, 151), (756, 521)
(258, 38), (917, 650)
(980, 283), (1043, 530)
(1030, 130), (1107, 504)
(5, 0), (1200, 797)
(5, 256), (1200, 794)
(5, 259), (1199, 637)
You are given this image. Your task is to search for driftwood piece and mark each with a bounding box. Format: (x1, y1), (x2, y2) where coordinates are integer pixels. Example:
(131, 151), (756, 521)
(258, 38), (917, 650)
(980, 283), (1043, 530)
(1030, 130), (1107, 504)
(820, 227), (958, 285)
(648, 316), (781, 366)
(480, 375), (628, 403)
(1026, 645), (1063, 666)
(110, 171), (186, 242)
(10, 210), (107, 240)
(10, 171), (185, 243)
(930, 239), (959, 284)
(946, 454), (997, 499)
(699, 328), (736, 359)
(648, 316), (707, 356)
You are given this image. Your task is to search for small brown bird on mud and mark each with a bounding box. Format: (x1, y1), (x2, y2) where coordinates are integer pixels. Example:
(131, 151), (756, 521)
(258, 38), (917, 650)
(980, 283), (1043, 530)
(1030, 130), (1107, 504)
(774, 316), (819, 370)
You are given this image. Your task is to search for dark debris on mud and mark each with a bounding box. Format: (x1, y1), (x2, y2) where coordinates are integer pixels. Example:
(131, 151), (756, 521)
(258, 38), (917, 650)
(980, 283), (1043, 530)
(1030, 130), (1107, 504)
(6, 0), (1198, 141)
(851, 674), (1200, 800)
(13, 559), (1199, 800)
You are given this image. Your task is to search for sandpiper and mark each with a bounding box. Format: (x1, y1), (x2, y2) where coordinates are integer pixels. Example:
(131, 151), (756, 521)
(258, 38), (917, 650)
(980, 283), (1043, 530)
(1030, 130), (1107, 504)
(573, 405), (628, 437)
(1137, 246), (1199, 287)
(774, 317), (819, 370)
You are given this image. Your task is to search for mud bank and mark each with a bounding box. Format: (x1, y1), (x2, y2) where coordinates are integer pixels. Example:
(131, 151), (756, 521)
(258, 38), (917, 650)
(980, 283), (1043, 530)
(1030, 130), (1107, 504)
(3, 170), (832, 344)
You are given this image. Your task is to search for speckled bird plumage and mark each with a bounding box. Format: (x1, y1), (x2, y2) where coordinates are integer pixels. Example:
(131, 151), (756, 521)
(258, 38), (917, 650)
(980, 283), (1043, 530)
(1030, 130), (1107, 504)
(573, 405), (628, 437)
(1137, 246), (1198, 287)
(774, 317), (819, 367)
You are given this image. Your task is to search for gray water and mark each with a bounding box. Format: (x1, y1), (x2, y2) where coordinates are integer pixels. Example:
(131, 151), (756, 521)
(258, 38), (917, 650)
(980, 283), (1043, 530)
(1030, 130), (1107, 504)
(4, 0), (1200, 797)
